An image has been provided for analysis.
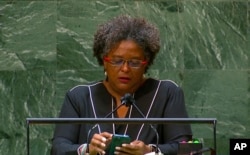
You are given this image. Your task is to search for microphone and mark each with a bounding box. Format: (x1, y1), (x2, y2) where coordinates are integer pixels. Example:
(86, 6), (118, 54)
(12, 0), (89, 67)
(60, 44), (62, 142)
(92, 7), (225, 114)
(86, 94), (130, 154)
(120, 93), (135, 106)
(121, 93), (160, 154)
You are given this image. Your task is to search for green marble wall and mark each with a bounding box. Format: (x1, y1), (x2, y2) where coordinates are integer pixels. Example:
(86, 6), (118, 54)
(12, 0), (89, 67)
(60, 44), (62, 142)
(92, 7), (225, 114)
(0, 0), (249, 154)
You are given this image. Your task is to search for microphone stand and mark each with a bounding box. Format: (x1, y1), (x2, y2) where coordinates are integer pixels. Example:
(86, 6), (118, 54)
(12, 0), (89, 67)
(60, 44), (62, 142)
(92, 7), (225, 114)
(86, 93), (160, 154)
(86, 97), (129, 153)
(123, 93), (160, 154)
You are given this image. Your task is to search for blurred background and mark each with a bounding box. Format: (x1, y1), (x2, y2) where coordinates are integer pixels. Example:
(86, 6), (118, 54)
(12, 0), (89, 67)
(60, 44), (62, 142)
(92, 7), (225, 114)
(0, 0), (249, 154)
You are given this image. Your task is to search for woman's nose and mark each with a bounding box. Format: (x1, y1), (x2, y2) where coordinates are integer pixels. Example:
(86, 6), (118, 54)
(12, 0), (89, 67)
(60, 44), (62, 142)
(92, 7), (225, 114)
(120, 61), (130, 72)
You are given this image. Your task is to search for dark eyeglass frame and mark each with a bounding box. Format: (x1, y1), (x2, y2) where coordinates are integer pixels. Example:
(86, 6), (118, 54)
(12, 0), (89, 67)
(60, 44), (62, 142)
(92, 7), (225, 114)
(103, 56), (148, 68)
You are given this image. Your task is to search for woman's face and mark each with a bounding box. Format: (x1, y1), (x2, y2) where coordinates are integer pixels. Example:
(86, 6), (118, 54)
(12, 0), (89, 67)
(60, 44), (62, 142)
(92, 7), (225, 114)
(103, 40), (148, 96)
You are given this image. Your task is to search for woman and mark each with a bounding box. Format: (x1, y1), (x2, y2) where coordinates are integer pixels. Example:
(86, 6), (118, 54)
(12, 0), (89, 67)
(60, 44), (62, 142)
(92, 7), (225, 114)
(51, 15), (192, 155)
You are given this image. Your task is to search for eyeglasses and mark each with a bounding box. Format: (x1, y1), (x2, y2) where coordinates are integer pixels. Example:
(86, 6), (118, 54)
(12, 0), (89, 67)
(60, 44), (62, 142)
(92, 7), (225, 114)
(103, 56), (148, 68)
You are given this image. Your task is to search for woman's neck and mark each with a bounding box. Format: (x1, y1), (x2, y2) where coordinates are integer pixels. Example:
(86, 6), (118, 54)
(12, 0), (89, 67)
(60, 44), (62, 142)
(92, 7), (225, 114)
(103, 78), (147, 99)
(103, 78), (147, 118)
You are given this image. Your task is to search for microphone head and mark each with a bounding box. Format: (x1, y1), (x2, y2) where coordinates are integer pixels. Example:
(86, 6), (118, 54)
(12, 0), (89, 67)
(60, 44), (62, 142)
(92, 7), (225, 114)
(121, 93), (135, 107)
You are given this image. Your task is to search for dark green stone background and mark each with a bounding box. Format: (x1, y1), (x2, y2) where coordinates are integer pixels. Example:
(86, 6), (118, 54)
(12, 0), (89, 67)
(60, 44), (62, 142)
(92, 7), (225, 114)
(0, 0), (249, 155)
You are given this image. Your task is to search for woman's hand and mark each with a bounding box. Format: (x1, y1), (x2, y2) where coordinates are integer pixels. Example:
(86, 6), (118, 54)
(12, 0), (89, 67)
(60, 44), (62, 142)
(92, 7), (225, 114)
(114, 140), (152, 155)
(89, 132), (113, 155)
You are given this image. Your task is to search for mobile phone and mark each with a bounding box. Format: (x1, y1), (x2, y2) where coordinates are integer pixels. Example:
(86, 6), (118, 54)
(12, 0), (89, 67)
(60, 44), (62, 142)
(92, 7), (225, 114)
(107, 134), (131, 155)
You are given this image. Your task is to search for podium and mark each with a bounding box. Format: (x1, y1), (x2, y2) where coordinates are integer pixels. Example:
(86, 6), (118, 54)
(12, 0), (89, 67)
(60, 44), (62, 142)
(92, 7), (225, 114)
(26, 118), (217, 155)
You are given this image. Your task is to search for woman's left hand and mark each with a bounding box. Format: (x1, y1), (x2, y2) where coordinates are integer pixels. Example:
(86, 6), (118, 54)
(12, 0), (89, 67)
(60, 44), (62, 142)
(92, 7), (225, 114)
(114, 140), (151, 155)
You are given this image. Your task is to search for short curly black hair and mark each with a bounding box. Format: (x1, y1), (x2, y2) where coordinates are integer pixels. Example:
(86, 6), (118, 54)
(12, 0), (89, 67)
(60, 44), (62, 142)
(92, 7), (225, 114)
(93, 15), (160, 72)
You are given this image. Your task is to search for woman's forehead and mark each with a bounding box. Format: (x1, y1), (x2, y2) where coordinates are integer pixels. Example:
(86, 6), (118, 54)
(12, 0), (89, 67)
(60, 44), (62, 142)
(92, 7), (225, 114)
(107, 40), (145, 57)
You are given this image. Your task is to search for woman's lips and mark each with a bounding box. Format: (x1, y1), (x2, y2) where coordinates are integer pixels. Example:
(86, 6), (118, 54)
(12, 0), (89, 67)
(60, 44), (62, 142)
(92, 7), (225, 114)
(118, 77), (131, 83)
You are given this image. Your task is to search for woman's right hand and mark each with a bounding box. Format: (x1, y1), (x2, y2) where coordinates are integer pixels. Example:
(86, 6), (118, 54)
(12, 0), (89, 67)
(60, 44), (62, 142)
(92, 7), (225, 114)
(89, 132), (113, 155)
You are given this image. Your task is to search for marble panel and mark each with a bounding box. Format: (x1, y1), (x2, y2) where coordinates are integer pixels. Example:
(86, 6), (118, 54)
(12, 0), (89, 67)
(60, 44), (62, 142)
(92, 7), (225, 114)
(0, 1), (57, 70)
(183, 70), (249, 155)
(0, 70), (56, 154)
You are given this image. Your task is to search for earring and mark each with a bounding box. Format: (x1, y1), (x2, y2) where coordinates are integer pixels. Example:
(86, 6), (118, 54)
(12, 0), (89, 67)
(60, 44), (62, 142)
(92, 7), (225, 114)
(104, 71), (108, 81)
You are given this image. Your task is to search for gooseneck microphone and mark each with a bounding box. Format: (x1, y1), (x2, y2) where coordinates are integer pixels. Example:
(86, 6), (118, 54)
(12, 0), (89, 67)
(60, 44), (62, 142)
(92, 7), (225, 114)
(86, 94), (130, 153)
(120, 93), (134, 106)
(121, 93), (160, 154)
